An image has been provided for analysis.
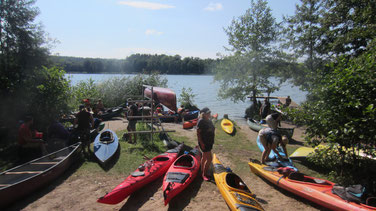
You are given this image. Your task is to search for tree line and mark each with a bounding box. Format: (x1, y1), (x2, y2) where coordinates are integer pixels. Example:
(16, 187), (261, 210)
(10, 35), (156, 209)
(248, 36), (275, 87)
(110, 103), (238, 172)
(50, 54), (218, 75)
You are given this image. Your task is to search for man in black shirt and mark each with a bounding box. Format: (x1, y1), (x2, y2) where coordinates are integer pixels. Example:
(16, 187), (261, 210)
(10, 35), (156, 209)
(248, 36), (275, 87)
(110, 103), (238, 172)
(74, 105), (94, 153)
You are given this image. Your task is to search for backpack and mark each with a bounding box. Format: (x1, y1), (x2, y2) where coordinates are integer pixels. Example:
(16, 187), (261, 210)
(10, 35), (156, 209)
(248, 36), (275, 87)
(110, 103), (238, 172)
(332, 184), (366, 204)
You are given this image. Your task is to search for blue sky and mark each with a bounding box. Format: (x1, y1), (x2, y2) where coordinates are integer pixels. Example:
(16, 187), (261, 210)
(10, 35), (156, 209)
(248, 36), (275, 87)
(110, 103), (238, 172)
(35, 0), (300, 59)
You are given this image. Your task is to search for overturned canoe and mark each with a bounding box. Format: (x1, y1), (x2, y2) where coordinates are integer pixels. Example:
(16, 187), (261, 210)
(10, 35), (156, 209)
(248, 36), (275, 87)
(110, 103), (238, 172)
(144, 87), (177, 112)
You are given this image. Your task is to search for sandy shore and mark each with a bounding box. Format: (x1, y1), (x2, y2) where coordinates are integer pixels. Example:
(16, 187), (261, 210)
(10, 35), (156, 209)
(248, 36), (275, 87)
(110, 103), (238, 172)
(6, 117), (318, 211)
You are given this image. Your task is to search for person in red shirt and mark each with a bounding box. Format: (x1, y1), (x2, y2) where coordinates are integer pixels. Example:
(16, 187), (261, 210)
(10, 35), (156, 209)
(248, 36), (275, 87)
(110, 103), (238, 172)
(18, 116), (48, 155)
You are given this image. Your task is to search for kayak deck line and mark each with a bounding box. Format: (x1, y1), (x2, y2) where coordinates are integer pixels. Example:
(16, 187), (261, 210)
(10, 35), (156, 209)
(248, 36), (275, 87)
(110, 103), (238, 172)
(5, 171), (44, 174)
(31, 162), (59, 165)
(124, 130), (176, 134)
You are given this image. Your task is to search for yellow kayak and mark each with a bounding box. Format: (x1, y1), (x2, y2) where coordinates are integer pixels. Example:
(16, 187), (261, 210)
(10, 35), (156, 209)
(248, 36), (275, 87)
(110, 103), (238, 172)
(221, 118), (234, 134)
(212, 154), (264, 211)
(289, 146), (315, 160)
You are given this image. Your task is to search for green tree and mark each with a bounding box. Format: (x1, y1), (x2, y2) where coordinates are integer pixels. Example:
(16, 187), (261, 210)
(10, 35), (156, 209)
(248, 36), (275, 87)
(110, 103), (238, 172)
(178, 87), (198, 110)
(0, 0), (49, 94)
(283, 0), (327, 91)
(214, 0), (285, 107)
(291, 40), (376, 189)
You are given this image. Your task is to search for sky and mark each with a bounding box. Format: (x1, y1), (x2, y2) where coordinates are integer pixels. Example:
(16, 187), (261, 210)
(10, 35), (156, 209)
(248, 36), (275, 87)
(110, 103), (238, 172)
(35, 0), (300, 59)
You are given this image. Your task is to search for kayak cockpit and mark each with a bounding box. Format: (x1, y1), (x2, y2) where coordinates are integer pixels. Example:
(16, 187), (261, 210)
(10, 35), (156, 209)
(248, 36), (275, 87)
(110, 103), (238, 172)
(226, 173), (251, 193)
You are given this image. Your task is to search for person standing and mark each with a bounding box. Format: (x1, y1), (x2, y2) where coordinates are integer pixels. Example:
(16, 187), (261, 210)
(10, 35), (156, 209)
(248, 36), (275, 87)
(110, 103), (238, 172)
(127, 98), (138, 144)
(259, 98), (271, 123)
(197, 107), (215, 181)
(74, 105), (94, 154)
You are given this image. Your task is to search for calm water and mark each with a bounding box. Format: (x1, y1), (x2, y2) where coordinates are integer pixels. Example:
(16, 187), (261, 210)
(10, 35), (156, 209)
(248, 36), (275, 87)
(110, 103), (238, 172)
(66, 74), (307, 123)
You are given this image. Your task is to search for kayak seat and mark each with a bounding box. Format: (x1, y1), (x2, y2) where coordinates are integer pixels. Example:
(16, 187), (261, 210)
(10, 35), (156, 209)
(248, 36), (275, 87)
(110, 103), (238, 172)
(175, 156), (194, 168)
(288, 172), (305, 181)
(165, 172), (190, 183)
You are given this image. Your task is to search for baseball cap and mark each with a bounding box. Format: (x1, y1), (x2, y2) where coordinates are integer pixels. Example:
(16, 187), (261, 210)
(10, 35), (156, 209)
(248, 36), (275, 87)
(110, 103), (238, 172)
(200, 107), (211, 114)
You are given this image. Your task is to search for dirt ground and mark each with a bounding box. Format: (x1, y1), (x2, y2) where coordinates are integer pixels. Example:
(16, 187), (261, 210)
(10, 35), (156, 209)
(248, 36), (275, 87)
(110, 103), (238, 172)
(7, 118), (321, 211)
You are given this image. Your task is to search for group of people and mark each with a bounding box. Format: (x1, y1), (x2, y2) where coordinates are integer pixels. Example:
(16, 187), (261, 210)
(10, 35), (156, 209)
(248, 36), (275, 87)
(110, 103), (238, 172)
(17, 98), (106, 157)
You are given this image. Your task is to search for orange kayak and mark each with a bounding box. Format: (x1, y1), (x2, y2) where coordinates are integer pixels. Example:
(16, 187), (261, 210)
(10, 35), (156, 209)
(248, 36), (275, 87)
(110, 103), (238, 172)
(248, 160), (376, 211)
(183, 118), (198, 129)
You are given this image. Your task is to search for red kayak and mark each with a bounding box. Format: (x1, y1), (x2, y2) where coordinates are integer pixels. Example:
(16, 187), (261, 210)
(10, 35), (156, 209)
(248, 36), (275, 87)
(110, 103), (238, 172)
(163, 146), (202, 205)
(144, 86), (177, 112)
(97, 144), (184, 205)
(183, 118), (198, 129)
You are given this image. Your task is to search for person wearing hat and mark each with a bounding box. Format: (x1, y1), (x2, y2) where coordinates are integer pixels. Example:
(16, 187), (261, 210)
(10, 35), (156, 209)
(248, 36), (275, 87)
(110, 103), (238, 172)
(196, 107), (215, 181)
(258, 127), (289, 164)
(74, 104), (94, 154)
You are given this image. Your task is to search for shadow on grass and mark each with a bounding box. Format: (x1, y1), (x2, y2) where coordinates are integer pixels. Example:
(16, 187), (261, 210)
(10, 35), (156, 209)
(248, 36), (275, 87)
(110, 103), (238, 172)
(4, 155), (84, 210)
(289, 138), (305, 146)
(119, 176), (164, 211)
(167, 176), (204, 211)
(99, 144), (121, 172)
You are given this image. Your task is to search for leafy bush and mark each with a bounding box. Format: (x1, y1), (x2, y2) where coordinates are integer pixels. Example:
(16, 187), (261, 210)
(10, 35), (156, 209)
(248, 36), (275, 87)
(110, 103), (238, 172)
(178, 87), (198, 110)
(290, 39), (376, 191)
(69, 73), (168, 108)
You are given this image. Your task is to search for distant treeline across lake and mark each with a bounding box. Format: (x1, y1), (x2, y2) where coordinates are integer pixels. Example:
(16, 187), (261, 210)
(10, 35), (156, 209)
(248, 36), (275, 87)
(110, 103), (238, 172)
(51, 54), (218, 75)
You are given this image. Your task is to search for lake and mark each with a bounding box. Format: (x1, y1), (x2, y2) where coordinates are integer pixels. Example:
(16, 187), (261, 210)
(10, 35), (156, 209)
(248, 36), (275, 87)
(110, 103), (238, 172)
(67, 74), (307, 123)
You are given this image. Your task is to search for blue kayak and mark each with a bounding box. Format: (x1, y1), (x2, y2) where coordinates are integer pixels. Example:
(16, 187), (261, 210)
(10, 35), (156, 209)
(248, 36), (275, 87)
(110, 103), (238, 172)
(256, 136), (297, 171)
(94, 129), (119, 165)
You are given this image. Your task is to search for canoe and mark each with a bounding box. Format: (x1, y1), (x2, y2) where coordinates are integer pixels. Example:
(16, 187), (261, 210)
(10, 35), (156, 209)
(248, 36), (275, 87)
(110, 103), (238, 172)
(93, 129), (119, 165)
(97, 144), (184, 205)
(183, 118), (198, 129)
(0, 142), (81, 208)
(144, 87), (177, 112)
(221, 118), (234, 134)
(213, 154), (264, 211)
(247, 119), (294, 140)
(163, 146), (202, 205)
(248, 160), (376, 211)
(256, 136), (297, 171)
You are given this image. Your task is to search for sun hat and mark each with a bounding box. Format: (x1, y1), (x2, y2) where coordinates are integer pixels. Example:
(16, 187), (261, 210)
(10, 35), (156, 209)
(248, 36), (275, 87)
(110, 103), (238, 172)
(200, 107), (211, 114)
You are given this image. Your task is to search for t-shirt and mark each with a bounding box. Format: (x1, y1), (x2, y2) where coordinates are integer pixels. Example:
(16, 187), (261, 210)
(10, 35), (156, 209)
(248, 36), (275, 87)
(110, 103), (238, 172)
(197, 118), (215, 145)
(76, 110), (91, 130)
(18, 123), (32, 145)
(266, 114), (279, 130)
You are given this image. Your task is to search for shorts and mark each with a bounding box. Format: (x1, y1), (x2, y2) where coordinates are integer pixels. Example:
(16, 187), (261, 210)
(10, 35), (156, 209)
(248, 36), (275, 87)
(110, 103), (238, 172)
(199, 142), (213, 152)
(259, 128), (281, 145)
(127, 120), (137, 131)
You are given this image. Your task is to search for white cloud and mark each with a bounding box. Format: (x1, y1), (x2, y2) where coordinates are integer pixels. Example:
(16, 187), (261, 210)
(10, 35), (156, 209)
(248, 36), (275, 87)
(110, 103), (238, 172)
(118, 1), (175, 10)
(145, 29), (163, 36)
(204, 2), (223, 11)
